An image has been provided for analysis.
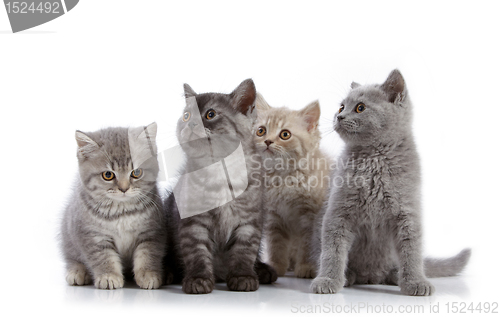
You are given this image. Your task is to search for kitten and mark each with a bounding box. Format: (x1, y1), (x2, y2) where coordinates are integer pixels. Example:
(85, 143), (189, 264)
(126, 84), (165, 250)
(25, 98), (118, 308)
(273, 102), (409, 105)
(61, 123), (167, 289)
(170, 79), (277, 294)
(254, 94), (331, 278)
(311, 70), (471, 296)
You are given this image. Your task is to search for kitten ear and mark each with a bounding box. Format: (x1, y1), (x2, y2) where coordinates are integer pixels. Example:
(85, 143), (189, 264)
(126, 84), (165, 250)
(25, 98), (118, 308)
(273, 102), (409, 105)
(75, 131), (98, 148)
(128, 122), (158, 152)
(255, 92), (271, 112)
(299, 100), (321, 132)
(230, 78), (257, 115)
(381, 69), (407, 104)
(128, 123), (158, 171)
(351, 82), (361, 89)
(183, 83), (197, 98)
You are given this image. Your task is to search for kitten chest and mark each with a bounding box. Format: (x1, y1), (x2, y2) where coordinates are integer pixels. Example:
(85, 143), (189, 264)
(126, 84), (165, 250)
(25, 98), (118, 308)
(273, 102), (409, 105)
(351, 154), (400, 219)
(107, 213), (150, 259)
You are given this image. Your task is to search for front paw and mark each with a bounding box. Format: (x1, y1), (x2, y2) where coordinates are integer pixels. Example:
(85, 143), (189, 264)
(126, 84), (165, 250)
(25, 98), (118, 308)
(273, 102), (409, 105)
(255, 262), (278, 284)
(182, 277), (214, 294)
(294, 263), (317, 279)
(227, 275), (259, 292)
(135, 270), (162, 290)
(400, 279), (434, 296)
(311, 276), (344, 294)
(269, 261), (288, 277)
(66, 268), (92, 286)
(94, 273), (124, 290)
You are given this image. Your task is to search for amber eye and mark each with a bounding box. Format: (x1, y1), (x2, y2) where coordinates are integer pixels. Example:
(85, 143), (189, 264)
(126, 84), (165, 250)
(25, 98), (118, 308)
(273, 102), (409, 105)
(206, 109), (216, 120)
(102, 171), (115, 181)
(280, 129), (292, 140)
(356, 103), (366, 113)
(339, 105), (345, 113)
(182, 112), (191, 122)
(256, 126), (266, 137)
(131, 168), (143, 179)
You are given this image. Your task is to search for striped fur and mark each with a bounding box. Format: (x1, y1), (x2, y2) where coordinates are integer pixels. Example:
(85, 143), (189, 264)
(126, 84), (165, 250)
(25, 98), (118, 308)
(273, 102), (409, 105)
(171, 79), (277, 294)
(60, 124), (168, 290)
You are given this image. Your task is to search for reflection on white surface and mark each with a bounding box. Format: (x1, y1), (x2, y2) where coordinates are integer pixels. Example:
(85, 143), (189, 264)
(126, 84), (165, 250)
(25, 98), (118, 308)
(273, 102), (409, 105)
(59, 273), (475, 315)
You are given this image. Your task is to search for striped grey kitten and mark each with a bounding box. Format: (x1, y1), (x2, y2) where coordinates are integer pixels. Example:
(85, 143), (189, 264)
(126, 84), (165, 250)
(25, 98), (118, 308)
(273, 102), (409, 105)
(170, 79), (277, 294)
(311, 70), (471, 295)
(61, 123), (167, 289)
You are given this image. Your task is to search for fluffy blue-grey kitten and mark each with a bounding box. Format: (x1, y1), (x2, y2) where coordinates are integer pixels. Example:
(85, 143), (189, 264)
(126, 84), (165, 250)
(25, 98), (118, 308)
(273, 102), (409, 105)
(311, 70), (471, 296)
(60, 123), (167, 289)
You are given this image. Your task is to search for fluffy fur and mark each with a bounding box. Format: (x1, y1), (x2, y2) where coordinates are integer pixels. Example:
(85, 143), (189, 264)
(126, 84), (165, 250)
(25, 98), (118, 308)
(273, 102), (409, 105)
(254, 94), (331, 278)
(170, 79), (277, 294)
(311, 70), (471, 296)
(60, 124), (167, 289)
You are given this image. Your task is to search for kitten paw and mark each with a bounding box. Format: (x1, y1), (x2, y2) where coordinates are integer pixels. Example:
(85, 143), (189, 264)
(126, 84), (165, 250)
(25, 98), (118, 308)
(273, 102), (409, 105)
(182, 277), (214, 294)
(311, 276), (344, 294)
(269, 262), (288, 277)
(135, 270), (162, 290)
(400, 279), (434, 296)
(294, 263), (317, 279)
(66, 267), (91, 286)
(94, 273), (124, 290)
(255, 261), (278, 284)
(345, 269), (356, 287)
(164, 271), (174, 285)
(227, 275), (259, 292)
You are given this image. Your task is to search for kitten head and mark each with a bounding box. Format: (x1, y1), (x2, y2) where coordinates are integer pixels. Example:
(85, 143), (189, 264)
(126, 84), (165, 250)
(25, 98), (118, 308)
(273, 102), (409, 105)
(75, 123), (159, 202)
(334, 69), (412, 146)
(254, 95), (321, 163)
(176, 79), (257, 160)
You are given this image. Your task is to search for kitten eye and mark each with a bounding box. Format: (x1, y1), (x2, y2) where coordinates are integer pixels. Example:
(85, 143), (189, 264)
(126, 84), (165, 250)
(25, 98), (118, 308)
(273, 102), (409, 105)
(339, 105), (345, 113)
(356, 103), (366, 113)
(206, 109), (216, 120)
(182, 112), (191, 122)
(280, 129), (292, 140)
(131, 168), (143, 179)
(256, 126), (266, 137)
(102, 171), (115, 181)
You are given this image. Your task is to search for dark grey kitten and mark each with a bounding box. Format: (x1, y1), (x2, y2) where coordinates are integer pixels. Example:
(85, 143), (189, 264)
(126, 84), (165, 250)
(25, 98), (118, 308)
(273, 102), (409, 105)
(311, 70), (470, 296)
(61, 123), (167, 289)
(167, 79), (277, 294)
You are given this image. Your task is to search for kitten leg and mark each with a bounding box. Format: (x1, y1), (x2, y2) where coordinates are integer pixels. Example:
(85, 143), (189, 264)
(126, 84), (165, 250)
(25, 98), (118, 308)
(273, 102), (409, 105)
(311, 210), (354, 294)
(132, 233), (166, 290)
(226, 222), (262, 292)
(82, 236), (124, 290)
(266, 212), (291, 276)
(180, 217), (215, 294)
(393, 212), (434, 296)
(294, 212), (317, 278)
(65, 261), (92, 286)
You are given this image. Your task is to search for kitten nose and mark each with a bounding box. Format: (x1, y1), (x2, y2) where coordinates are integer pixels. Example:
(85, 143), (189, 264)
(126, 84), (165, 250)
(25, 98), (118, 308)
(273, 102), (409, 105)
(265, 140), (273, 146)
(188, 122), (198, 129)
(337, 115), (345, 121)
(118, 185), (129, 193)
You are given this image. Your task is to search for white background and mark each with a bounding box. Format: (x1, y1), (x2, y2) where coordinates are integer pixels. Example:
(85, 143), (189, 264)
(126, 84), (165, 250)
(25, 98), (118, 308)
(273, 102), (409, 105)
(1, 1), (499, 316)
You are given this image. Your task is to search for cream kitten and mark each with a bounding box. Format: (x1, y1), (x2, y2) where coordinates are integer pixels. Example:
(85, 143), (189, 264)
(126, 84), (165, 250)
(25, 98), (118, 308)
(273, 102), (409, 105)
(254, 93), (331, 278)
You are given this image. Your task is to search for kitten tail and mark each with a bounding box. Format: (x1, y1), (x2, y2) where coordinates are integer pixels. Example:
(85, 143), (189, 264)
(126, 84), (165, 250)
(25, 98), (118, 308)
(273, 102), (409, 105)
(424, 248), (471, 278)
